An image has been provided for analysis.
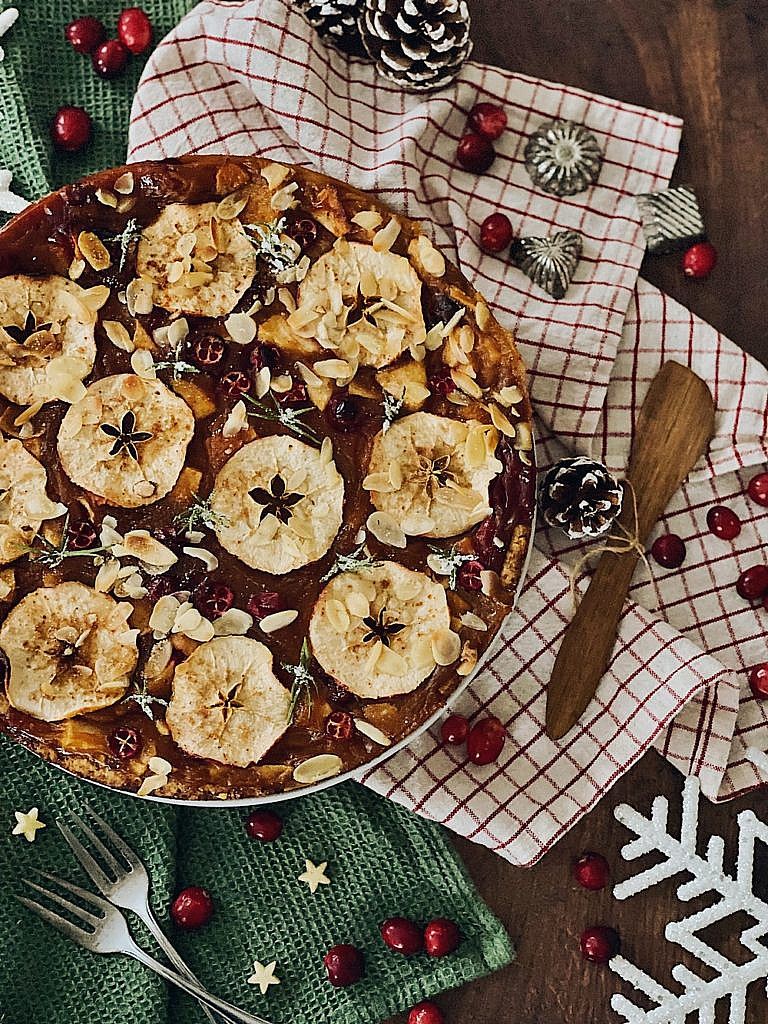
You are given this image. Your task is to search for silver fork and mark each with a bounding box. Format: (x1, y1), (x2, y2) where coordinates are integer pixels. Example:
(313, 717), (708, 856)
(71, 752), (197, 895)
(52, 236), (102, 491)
(17, 872), (272, 1024)
(56, 805), (237, 1024)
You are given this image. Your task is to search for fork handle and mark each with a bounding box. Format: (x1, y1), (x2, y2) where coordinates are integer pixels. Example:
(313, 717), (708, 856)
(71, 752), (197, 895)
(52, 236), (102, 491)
(142, 909), (222, 1024)
(131, 947), (273, 1024)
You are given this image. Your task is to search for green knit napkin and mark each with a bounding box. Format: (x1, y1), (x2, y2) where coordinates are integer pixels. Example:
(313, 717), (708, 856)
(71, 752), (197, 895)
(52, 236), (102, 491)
(0, 3), (514, 1022)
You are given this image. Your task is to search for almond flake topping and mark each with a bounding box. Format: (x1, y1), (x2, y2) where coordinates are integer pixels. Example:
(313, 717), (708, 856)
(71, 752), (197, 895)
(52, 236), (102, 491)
(78, 231), (111, 271)
(372, 217), (401, 252)
(293, 754), (343, 785)
(366, 510), (407, 549)
(260, 162), (290, 190)
(354, 719), (392, 746)
(408, 234), (446, 277)
(459, 611), (488, 631)
(223, 399), (249, 437)
(113, 171), (135, 195)
(431, 628), (461, 666)
(260, 609), (299, 633)
(103, 320), (134, 352)
(224, 312), (257, 345)
(351, 209), (383, 231)
(95, 189), (118, 209)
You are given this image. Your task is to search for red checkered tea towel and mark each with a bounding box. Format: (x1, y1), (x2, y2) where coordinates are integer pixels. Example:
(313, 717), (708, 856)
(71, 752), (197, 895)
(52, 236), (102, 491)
(128, 0), (768, 866)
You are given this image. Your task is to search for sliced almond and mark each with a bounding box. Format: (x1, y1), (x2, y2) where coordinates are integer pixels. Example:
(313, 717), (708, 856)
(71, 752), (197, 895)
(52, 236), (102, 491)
(515, 420), (533, 451)
(68, 258), (86, 281)
(351, 209), (383, 231)
(293, 753), (343, 785)
(183, 546), (219, 571)
(260, 162), (290, 190)
(497, 384), (523, 407)
(431, 628), (461, 666)
(223, 399), (248, 437)
(354, 718), (392, 746)
(113, 171), (135, 195)
(366, 511), (407, 549)
(215, 189), (249, 221)
(459, 611), (488, 631)
(456, 642), (478, 677)
(78, 231), (111, 271)
(475, 300), (490, 330)
(260, 609), (299, 633)
(126, 277), (154, 316)
(212, 608), (253, 636)
(451, 367), (483, 399)
(130, 348), (156, 380)
(95, 188), (118, 209)
(270, 181), (299, 213)
(102, 320), (134, 352)
(488, 403), (516, 438)
(224, 312), (257, 345)
(408, 234), (446, 277)
(372, 217), (401, 253)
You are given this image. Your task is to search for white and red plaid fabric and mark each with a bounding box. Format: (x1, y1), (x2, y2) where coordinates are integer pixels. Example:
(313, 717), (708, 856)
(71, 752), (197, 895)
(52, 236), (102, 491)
(128, 0), (768, 866)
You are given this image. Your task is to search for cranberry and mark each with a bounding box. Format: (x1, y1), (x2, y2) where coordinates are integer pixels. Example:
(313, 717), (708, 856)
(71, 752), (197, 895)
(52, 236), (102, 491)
(326, 711), (354, 740)
(189, 333), (226, 370)
(747, 471), (768, 507)
(170, 886), (214, 930)
(117, 7), (153, 55)
(380, 917), (423, 955)
(480, 212), (514, 254)
(50, 106), (93, 153)
(572, 852), (610, 891)
(580, 924), (620, 964)
(247, 591), (284, 621)
(468, 102), (507, 140)
(245, 809), (283, 842)
(428, 365), (456, 396)
(153, 525), (184, 552)
(248, 343), (279, 374)
(66, 518), (98, 551)
(651, 533), (686, 569)
(456, 133), (496, 174)
(457, 559), (483, 591)
(65, 16), (106, 54)
(219, 370), (251, 399)
(473, 515), (498, 566)
(326, 680), (353, 705)
(144, 575), (176, 603)
(424, 918), (460, 957)
(107, 726), (142, 760)
(706, 505), (741, 540)
(194, 581), (234, 620)
(736, 565), (768, 601)
(326, 392), (360, 431)
(93, 39), (129, 79)
(286, 215), (318, 251)
(409, 1002), (445, 1024)
(277, 379), (309, 406)
(440, 713), (469, 745)
(323, 944), (364, 986)
(466, 715), (506, 766)
(682, 241), (718, 279)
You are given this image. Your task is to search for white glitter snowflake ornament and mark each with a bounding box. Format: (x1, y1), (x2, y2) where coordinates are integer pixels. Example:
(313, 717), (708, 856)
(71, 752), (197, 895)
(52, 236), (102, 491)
(610, 776), (768, 1024)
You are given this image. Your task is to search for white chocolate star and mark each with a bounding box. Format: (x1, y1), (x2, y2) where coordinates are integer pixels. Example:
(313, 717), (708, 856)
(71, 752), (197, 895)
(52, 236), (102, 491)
(12, 807), (46, 842)
(247, 960), (280, 995)
(298, 858), (330, 893)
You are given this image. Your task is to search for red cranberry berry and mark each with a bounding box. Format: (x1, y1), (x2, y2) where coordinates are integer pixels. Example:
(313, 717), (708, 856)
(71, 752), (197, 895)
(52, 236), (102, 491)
(457, 558), (483, 591)
(170, 887), (214, 930)
(706, 505), (741, 541)
(572, 852), (610, 891)
(117, 7), (154, 55)
(245, 809), (283, 842)
(190, 333), (225, 370)
(219, 370), (251, 399)
(247, 591), (284, 621)
(466, 715), (506, 766)
(424, 918), (460, 957)
(248, 343), (279, 374)
(194, 582), (234, 620)
(480, 212), (514, 254)
(747, 471), (768, 507)
(409, 1002), (445, 1024)
(286, 216), (318, 251)
(651, 533), (686, 569)
(428, 365), (456, 397)
(323, 944), (364, 987)
(51, 106), (93, 153)
(326, 392), (360, 432)
(749, 663), (768, 700)
(92, 39), (129, 79)
(468, 102), (508, 141)
(144, 575), (176, 603)
(65, 16), (106, 54)
(457, 133), (496, 174)
(326, 680), (353, 705)
(326, 711), (355, 740)
(580, 925), (620, 964)
(682, 241), (718, 279)
(380, 917), (423, 955)
(440, 713), (469, 745)
(278, 378), (309, 406)
(107, 726), (143, 760)
(66, 518), (99, 551)
(736, 565), (768, 601)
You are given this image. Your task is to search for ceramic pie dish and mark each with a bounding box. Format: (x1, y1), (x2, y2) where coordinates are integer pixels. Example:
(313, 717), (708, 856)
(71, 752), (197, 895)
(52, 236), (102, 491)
(0, 155), (536, 802)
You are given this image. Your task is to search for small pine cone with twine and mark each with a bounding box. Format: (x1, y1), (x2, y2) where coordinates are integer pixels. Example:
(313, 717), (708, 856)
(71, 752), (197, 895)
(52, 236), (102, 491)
(360, 0), (472, 92)
(293, 0), (366, 55)
(539, 456), (624, 540)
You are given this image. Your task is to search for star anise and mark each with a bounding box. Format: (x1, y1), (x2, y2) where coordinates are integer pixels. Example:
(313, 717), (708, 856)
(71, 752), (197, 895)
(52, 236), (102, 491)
(249, 473), (303, 525)
(361, 606), (406, 648)
(3, 310), (53, 344)
(100, 410), (153, 461)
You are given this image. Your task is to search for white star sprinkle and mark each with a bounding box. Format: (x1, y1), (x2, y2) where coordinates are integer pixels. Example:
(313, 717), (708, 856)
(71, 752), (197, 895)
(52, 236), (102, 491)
(0, 8), (19, 63)
(247, 960), (280, 995)
(0, 169), (29, 215)
(12, 807), (46, 842)
(298, 858), (330, 893)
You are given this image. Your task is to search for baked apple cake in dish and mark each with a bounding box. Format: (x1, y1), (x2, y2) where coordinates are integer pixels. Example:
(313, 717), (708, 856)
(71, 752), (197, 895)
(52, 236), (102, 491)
(0, 156), (535, 801)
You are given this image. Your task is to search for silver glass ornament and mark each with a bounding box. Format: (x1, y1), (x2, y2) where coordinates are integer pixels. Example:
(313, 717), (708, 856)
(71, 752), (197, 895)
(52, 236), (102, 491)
(510, 230), (582, 300)
(524, 120), (603, 197)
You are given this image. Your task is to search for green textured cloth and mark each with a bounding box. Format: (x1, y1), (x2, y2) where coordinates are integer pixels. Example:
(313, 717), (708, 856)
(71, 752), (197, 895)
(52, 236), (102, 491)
(0, 3), (515, 1023)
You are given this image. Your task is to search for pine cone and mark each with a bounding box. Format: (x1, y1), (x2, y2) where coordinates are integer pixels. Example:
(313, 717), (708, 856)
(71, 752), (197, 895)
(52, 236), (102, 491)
(360, 0), (472, 92)
(539, 457), (623, 540)
(293, 0), (366, 55)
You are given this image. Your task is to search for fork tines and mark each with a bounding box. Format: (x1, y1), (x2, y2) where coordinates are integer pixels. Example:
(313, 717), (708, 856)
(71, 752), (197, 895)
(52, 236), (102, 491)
(17, 871), (109, 947)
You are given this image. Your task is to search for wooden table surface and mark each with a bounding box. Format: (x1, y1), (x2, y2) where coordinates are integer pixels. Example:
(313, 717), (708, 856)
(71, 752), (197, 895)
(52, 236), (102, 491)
(403, 2), (768, 1022)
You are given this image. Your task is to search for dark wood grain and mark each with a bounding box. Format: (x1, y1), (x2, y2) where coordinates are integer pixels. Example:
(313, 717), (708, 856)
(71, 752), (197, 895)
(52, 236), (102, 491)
(389, 2), (768, 1022)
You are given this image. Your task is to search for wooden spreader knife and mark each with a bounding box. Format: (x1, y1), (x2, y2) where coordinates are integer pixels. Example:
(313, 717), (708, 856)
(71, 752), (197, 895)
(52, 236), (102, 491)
(545, 361), (716, 741)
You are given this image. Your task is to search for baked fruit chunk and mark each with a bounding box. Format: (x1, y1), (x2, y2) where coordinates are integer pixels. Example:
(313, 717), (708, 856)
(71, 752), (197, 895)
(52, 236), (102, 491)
(0, 156), (535, 800)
